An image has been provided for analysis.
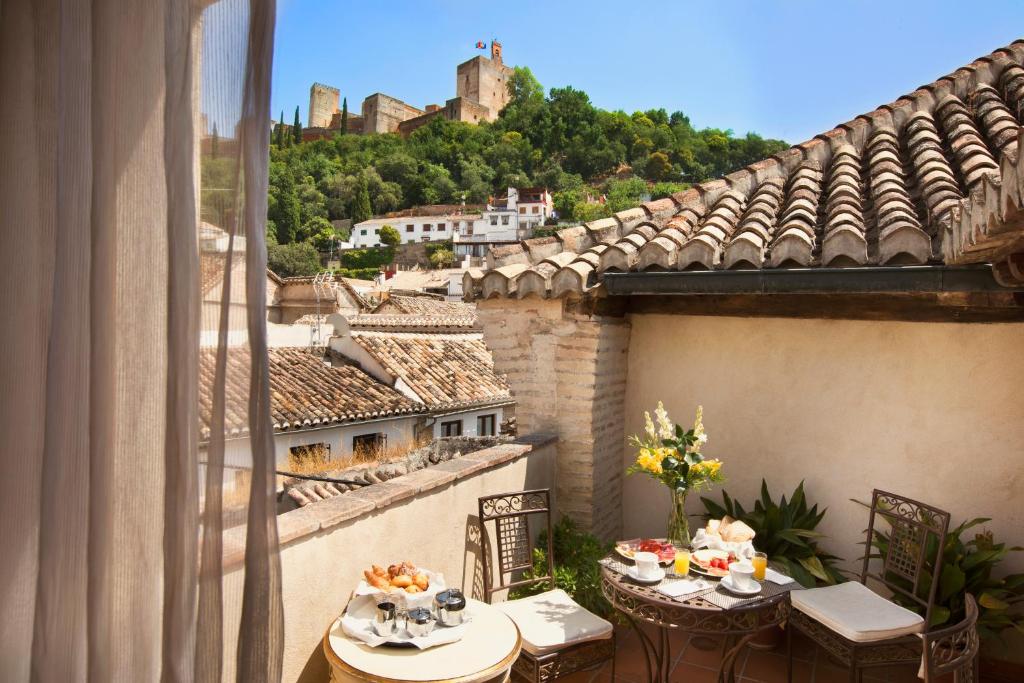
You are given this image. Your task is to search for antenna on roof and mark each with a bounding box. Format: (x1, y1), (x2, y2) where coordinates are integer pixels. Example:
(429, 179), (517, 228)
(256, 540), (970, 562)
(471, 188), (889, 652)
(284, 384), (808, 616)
(311, 270), (339, 350)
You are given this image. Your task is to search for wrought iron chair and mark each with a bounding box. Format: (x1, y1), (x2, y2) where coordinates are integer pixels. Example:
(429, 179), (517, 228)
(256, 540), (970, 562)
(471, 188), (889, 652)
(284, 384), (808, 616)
(787, 489), (951, 683)
(923, 593), (979, 682)
(478, 489), (615, 683)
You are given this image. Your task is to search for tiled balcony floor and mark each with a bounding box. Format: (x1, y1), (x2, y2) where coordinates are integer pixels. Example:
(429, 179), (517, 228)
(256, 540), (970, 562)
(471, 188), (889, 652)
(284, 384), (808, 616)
(559, 625), (931, 683)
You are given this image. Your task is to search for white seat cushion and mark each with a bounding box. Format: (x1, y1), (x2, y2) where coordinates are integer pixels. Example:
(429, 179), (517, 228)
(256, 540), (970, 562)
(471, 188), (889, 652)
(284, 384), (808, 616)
(494, 589), (613, 655)
(791, 581), (924, 643)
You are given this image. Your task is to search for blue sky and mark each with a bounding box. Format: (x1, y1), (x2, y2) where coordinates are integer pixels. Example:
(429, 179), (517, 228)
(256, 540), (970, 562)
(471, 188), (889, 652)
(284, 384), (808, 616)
(271, 1), (1023, 145)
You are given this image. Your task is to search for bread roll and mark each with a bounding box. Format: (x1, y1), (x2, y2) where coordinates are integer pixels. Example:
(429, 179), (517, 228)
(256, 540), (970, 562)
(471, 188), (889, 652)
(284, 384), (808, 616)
(413, 573), (429, 590)
(405, 585), (422, 594)
(364, 570), (390, 590)
(724, 520), (755, 542)
(390, 574), (413, 588)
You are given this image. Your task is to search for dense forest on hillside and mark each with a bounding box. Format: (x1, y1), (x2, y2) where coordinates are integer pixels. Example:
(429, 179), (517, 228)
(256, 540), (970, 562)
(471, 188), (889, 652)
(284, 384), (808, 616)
(250, 67), (788, 275)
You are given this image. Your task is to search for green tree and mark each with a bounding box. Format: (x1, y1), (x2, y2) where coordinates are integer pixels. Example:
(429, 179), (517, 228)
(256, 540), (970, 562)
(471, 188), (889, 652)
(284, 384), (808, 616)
(429, 247), (455, 269)
(378, 224), (401, 248)
(268, 162), (301, 243)
(274, 110), (285, 148)
(645, 151), (673, 181)
(210, 121), (220, 159)
(292, 106), (302, 145)
(350, 178), (372, 224)
(267, 241), (321, 277)
(340, 97), (348, 135)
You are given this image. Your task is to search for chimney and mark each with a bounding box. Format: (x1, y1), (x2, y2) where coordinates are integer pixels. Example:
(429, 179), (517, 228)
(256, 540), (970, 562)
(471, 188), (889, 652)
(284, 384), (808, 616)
(491, 41), (502, 65)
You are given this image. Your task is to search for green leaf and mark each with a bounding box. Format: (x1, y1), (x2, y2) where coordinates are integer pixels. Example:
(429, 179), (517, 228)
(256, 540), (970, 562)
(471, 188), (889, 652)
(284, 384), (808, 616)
(776, 530), (810, 549)
(929, 605), (951, 628)
(980, 592), (1010, 611)
(939, 565), (966, 602)
(798, 555), (830, 582)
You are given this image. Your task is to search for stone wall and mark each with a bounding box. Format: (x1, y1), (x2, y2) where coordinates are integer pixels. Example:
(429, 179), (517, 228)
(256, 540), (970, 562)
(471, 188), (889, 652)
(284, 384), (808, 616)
(455, 55), (512, 122)
(308, 83), (339, 128)
(476, 298), (630, 540)
(361, 93), (424, 134)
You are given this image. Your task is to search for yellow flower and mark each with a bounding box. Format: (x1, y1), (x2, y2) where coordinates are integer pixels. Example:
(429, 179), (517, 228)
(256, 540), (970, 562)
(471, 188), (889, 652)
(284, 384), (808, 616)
(636, 451), (663, 475)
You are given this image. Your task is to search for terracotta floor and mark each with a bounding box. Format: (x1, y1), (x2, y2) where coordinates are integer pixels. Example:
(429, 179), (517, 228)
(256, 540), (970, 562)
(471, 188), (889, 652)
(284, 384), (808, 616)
(557, 625), (929, 683)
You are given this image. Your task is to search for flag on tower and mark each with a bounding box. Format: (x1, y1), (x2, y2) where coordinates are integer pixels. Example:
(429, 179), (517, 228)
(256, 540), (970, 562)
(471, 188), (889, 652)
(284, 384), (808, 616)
(475, 41), (486, 49)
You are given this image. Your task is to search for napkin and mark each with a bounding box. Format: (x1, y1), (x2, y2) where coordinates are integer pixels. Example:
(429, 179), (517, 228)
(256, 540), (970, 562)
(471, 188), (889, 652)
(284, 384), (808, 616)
(764, 568), (795, 585)
(656, 578), (712, 599)
(340, 594), (468, 650)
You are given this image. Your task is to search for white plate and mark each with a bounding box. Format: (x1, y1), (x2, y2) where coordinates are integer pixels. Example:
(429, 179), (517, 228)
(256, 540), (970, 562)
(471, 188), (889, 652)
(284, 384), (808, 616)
(719, 575), (762, 596)
(626, 566), (665, 585)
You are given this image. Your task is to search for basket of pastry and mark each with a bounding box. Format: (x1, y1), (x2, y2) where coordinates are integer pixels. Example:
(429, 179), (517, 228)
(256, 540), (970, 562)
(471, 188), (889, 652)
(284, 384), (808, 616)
(356, 561), (445, 608)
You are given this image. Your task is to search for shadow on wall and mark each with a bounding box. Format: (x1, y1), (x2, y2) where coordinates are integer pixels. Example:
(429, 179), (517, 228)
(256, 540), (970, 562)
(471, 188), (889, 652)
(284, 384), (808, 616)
(463, 513), (489, 601)
(296, 639), (330, 683)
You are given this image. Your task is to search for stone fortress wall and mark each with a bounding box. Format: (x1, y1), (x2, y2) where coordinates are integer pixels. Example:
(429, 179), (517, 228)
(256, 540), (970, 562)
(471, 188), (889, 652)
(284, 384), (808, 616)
(308, 83), (340, 128)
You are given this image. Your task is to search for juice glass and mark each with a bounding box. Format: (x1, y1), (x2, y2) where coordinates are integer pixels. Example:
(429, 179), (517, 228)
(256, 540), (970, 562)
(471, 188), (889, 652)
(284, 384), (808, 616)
(674, 549), (690, 576)
(751, 551), (768, 581)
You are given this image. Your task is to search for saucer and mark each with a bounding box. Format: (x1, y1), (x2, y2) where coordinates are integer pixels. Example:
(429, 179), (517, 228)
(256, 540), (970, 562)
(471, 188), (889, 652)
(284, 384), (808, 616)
(626, 566), (665, 585)
(719, 575), (761, 596)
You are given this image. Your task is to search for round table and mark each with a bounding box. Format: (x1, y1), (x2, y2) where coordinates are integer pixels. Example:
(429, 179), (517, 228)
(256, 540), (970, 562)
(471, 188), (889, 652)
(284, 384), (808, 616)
(600, 562), (791, 683)
(324, 597), (522, 683)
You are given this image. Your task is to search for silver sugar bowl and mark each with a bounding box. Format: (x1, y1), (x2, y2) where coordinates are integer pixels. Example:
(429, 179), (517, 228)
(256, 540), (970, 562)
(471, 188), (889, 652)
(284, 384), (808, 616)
(405, 607), (435, 637)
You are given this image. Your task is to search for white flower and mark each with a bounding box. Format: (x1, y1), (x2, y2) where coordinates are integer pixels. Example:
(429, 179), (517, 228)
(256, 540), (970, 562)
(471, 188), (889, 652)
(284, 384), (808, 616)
(654, 401), (673, 440)
(643, 411), (656, 440)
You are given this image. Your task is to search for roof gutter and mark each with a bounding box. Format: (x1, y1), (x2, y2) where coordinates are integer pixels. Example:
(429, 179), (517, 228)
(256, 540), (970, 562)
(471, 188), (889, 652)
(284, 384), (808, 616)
(601, 265), (1023, 296)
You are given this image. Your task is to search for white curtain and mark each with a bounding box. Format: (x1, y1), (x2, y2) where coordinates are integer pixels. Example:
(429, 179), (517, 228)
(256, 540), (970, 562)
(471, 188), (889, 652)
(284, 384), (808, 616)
(0, 1), (283, 681)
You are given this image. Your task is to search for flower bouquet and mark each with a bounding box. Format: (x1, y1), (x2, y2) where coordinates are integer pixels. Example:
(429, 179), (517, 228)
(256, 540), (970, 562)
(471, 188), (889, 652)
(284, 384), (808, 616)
(627, 403), (724, 546)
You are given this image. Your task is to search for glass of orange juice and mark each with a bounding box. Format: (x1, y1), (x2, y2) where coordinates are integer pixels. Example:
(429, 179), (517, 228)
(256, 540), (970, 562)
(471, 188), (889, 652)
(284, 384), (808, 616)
(752, 551), (768, 581)
(674, 549), (690, 576)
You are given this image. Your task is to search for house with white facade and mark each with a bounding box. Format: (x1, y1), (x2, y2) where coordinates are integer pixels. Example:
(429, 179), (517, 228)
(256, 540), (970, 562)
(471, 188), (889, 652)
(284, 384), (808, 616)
(199, 347), (428, 491)
(453, 186), (554, 257)
(350, 214), (465, 247)
(327, 312), (513, 439)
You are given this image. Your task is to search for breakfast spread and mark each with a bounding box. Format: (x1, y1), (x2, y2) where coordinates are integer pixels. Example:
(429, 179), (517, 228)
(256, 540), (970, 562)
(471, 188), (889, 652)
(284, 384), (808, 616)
(363, 562), (431, 594)
(691, 548), (740, 577)
(704, 517), (756, 543)
(615, 538), (676, 563)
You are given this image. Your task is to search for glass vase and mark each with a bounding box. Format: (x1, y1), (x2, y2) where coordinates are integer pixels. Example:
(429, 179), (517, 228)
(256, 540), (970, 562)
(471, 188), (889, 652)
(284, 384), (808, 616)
(667, 489), (691, 547)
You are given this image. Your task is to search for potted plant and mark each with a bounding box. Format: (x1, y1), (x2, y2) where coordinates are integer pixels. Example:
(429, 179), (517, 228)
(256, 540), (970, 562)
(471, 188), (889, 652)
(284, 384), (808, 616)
(702, 480), (844, 649)
(627, 403), (724, 546)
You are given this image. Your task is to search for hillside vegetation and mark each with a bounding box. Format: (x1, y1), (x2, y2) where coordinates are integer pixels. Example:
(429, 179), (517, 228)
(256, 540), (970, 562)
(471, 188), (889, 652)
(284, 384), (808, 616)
(261, 67), (788, 275)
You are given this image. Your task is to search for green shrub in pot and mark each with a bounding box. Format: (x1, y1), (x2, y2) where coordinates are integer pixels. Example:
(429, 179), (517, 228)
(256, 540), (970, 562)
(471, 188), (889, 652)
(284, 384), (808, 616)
(701, 479), (844, 587)
(858, 506), (1024, 640)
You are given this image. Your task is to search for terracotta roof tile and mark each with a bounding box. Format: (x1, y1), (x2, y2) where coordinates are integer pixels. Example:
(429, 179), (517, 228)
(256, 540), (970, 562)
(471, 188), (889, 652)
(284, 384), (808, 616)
(466, 40), (1024, 297)
(198, 347), (424, 440)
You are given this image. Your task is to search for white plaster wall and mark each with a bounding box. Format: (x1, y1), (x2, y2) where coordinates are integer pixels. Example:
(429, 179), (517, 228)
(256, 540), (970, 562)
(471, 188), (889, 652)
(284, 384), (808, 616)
(622, 315), (1024, 574)
(430, 406), (504, 439)
(221, 441), (555, 683)
(351, 218), (455, 247)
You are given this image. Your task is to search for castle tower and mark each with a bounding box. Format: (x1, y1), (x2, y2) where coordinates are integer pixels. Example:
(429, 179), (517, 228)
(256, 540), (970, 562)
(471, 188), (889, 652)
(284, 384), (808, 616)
(308, 83), (340, 128)
(454, 41), (513, 123)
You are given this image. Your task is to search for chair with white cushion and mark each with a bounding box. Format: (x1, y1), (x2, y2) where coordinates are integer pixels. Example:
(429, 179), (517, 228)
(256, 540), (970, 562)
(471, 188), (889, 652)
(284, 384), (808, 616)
(478, 489), (615, 683)
(787, 489), (950, 683)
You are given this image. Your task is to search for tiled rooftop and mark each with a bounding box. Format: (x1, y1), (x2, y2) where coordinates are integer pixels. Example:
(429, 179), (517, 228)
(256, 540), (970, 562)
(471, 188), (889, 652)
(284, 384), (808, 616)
(465, 40), (1024, 300)
(374, 294), (477, 320)
(198, 347), (424, 439)
(342, 315), (511, 410)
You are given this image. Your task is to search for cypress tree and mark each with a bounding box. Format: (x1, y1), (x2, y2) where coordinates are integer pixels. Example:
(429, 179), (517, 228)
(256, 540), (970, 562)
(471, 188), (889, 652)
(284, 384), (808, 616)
(274, 110), (284, 147)
(292, 106), (302, 145)
(340, 97), (348, 135)
(211, 121), (219, 158)
(350, 178), (372, 225)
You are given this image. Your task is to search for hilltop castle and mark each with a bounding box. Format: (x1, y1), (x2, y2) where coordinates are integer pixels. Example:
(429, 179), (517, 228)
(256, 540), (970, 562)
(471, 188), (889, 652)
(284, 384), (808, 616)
(306, 42), (513, 140)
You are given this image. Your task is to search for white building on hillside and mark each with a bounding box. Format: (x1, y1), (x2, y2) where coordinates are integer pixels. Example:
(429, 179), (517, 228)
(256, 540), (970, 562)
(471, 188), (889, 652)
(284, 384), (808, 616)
(351, 187), (554, 255)
(453, 187), (554, 257)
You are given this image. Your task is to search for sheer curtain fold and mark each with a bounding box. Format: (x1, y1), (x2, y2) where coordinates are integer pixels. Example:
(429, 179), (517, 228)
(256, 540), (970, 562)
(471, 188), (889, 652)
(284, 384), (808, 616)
(0, 0), (282, 681)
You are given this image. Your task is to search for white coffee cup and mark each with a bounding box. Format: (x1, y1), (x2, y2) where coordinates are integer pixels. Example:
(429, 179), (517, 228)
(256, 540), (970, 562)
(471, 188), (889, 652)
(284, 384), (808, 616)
(729, 561), (755, 590)
(634, 551), (660, 579)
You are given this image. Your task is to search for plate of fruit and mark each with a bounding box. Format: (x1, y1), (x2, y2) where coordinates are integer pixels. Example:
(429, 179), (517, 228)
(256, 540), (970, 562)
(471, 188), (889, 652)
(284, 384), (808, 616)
(615, 538), (676, 565)
(690, 549), (738, 577)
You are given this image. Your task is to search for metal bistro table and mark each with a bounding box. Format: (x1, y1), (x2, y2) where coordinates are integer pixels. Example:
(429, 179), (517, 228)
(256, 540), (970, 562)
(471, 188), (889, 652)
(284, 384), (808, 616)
(600, 557), (793, 683)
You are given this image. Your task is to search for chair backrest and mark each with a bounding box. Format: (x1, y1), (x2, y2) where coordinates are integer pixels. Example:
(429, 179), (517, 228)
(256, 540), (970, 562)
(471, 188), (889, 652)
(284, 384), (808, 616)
(860, 489), (951, 628)
(923, 594), (979, 682)
(477, 489), (555, 603)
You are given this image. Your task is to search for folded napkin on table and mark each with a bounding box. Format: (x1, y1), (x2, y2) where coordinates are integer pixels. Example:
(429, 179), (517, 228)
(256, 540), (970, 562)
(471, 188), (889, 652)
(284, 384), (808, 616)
(656, 578), (712, 599)
(763, 568), (796, 585)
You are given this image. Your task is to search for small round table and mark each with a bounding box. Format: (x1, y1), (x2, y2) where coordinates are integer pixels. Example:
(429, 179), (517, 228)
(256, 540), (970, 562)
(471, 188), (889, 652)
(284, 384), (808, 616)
(324, 597), (522, 683)
(600, 562), (791, 683)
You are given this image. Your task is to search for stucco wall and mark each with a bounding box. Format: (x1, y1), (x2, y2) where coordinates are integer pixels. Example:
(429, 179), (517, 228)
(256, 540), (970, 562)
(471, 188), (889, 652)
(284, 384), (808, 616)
(431, 406), (505, 439)
(622, 314), (1024, 575)
(220, 438), (555, 682)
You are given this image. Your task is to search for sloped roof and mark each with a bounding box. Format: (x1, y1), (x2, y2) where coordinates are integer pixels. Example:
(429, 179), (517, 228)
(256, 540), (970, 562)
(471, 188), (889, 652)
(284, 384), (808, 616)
(465, 40), (1024, 300)
(345, 316), (510, 411)
(373, 294), (477, 321)
(198, 347), (424, 440)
